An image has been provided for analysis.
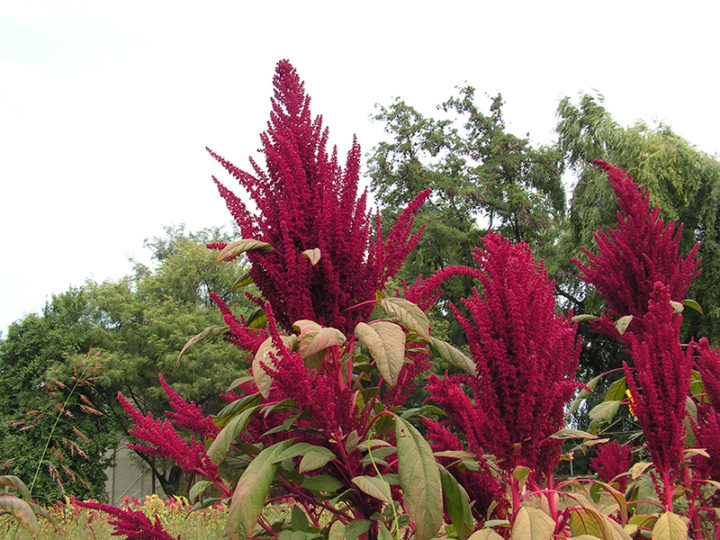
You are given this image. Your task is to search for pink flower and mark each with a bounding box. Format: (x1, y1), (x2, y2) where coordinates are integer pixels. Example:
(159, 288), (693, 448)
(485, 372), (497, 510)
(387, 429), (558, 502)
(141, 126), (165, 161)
(426, 232), (580, 477)
(590, 440), (633, 491)
(208, 60), (428, 334)
(574, 161), (700, 338)
(623, 283), (693, 486)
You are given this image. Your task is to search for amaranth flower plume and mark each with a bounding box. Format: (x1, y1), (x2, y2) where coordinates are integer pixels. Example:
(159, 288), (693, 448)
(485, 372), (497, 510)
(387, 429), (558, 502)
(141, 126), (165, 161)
(426, 232), (581, 479)
(208, 60), (429, 334)
(574, 160), (700, 338)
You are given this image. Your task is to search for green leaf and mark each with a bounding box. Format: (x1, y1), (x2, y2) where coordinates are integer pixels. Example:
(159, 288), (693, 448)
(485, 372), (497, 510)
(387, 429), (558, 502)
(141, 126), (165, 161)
(226, 439), (293, 540)
(302, 248), (321, 266)
(351, 475), (392, 504)
(357, 439), (392, 451)
(428, 337), (476, 375)
(467, 530), (505, 540)
(440, 468), (473, 539)
(301, 474), (343, 493)
(215, 392), (261, 421)
(355, 321), (406, 386)
(188, 480), (214, 504)
(550, 428), (598, 440)
(253, 335), (297, 398)
(683, 298), (703, 315)
(395, 416), (442, 540)
(572, 314), (599, 323)
(510, 506), (554, 540)
(274, 443), (336, 473)
(0, 496), (38, 535)
(230, 272), (254, 291)
(380, 297), (431, 340)
(512, 465), (531, 492)
(345, 430), (360, 453)
(565, 374), (601, 420)
(300, 327), (346, 359)
(377, 522), (394, 540)
(207, 405), (260, 465)
(344, 520), (371, 540)
(652, 511), (687, 539)
(291, 505), (310, 532)
(604, 377), (627, 402)
(615, 315), (633, 335)
(216, 239), (274, 264)
(589, 400), (620, 426)
(177, 325), (228, 365)
(0, 475), (31, 501)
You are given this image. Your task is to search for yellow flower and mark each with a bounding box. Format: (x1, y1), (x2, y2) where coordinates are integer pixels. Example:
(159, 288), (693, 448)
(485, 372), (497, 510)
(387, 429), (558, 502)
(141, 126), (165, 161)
(626, 389), (637, 420)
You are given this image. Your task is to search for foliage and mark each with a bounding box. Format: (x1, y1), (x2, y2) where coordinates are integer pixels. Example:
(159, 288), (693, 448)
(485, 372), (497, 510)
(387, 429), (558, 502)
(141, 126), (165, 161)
(26, 61), (720, 540)
(0, 226), (254, 499)
(368, 88), (565, 343)
(557, 93), (720, 345)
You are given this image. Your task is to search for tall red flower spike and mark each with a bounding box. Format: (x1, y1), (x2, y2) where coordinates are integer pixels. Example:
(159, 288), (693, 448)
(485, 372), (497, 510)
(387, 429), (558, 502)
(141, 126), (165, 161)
(623, 282), (693, 508)
(426, 232), (581, 479)
(208, 60), (429, 334)
(574, 160), (700, 338)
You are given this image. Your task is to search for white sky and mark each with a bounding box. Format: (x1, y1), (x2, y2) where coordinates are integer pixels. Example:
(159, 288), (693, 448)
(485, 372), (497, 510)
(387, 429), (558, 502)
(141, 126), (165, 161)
(2, 0), (719, 336)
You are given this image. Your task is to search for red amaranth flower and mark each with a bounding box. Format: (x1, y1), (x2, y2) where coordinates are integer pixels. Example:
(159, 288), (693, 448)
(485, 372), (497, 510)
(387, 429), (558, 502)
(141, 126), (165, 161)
(117, 392), (226, 489)
(208, 60), (429, 334)
(590, 440), (633, 491)
(574, 161), (700, 338)
(426, 232), (581, 478)
(623, 282), (693, 497)
(692, 338), (720, 489)
(74, 500), (179, 540)
(158, 374), (219, 439)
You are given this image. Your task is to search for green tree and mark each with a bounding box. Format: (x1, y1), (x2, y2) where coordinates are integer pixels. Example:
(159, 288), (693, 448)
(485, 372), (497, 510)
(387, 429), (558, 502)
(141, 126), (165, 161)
(0, 226), (254, 499)
(369, 87), (565, 341)
(556, 93), (720, 347)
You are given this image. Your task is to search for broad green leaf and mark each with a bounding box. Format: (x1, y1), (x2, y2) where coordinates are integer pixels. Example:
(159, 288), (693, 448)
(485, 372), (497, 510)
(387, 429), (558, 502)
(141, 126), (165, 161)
(440, 468), (473, 540)
(604, 377), (627, 402)
(300, 327), (346, 358)
(230, 272), (254, 291)
(215, 392), (261, 422)
(652, 511), (687, 540)
(429, 337), (476, 375)
(357, 439), (392, 451)
(550, 428), (598, 440)
(615, 315), (633, 335)
(467, 530), (505, 540)
(377, 523), (394, 540)
(188, 480), (214, 504)
(683, 298), (703, 314)
(0, 475), (31, 501)
(572, 313), (599, 323)
(630, 461), (652, 480)
(351, 475), (392, 504)
(380, 297), (431, 340)
(227, 439), (293, 540)
(566, 374), (601, 420)
(345, 430), (360, 453)
(216, 239), (274, 264)
(0, 496), (38, 534)
(207, 405), (259, 465)
(290, 505), (310, 532)
(301, 474), (343, 493)
(433, 450), (476, 460)
(355, 321), (406, 386)
(569, 508), (606, 538)
(302, 248), (321, 266)
(510, 506), (554, 540)
(293, 319), (323, 335)
(274, 442), (336, 473)
(395, 416), (442, 540)
(589, 400), (620, 426)
(253, 335), (297, 398)
(177, 325), (228, 365)
(344, 520), (371, 540)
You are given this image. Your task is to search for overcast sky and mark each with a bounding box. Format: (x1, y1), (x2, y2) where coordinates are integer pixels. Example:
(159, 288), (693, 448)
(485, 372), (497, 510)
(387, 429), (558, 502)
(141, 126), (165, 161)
(2, 0), (719, 336)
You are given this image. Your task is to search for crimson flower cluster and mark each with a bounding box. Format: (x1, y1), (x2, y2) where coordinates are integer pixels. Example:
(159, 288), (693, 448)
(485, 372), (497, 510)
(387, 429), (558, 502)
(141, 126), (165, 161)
(74, 500), (179, 540)
(574, 160), (700, 338)
(426, 232), (581, 480)
(623, 283), (693, 494)
(590, 440), (634, 491)
(692, 338), (720, 485)
(208, 60), (429, 334)
(117, 391), (228, 495)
